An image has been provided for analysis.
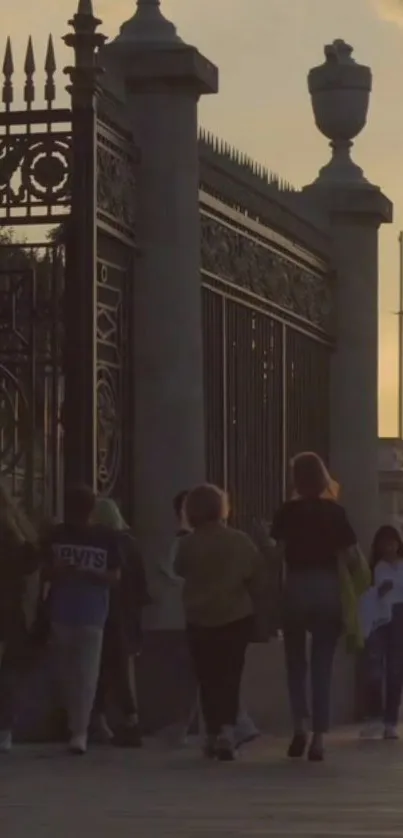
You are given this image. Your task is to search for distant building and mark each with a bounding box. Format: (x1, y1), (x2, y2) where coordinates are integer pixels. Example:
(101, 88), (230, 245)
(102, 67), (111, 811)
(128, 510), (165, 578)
(379, 438), (403, 531)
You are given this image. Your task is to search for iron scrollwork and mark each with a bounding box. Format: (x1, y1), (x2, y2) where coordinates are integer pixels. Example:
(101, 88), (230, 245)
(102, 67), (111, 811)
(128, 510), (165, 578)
(97, 365), (121, 497)
(96, 260), (126, 497)
(97, 122), (137, 241)
(201, 214), (333, 332)
(0, 133), (71, 221)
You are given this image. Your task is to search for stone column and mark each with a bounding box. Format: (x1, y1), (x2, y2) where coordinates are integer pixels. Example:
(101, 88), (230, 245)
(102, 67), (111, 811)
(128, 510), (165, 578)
(304, 40), (392, 553)
(103, 1), (218, 613)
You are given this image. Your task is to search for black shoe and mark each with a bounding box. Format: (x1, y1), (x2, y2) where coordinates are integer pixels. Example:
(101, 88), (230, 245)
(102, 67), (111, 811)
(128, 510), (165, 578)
(113, 723), (142, 749)
(287, 733), (307, 758)
(307, 743), (324, 762)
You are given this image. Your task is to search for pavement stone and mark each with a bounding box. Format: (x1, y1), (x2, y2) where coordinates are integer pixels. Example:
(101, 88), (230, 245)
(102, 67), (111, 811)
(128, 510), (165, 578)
(0, 731), (402, 837)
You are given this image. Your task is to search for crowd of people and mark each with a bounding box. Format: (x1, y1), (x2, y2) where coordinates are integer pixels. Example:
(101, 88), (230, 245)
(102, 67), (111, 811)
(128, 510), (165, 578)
(0, 451), (402, 762)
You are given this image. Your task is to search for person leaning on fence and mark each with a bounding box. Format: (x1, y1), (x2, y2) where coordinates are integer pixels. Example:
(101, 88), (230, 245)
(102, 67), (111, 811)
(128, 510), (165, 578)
(0, 485), (41, 753)
(174, 483), (267, 762)
(90, 497), (151, 748)
(44, 485), (122, 756)
(270, 452), (369, 763)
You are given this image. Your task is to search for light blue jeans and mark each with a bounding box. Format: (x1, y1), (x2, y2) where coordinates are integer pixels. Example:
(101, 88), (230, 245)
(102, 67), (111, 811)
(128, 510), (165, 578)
(282, 570), (342, 734)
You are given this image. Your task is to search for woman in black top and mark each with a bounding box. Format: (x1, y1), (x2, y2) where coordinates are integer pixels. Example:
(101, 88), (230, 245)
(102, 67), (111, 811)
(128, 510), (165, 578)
(270, 452), (358, 762)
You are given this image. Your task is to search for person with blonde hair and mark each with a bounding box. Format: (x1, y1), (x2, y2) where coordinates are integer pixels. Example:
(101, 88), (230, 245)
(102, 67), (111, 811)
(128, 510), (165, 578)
(175, 484), (266, 762)
(270, 452), (360, 762)
(0, 483), (40, 752)
(90, 497), (150, 748)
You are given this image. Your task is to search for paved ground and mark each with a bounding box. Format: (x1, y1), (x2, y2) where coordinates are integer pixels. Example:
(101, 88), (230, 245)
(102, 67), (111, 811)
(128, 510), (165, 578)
(0, 731), (402, 836)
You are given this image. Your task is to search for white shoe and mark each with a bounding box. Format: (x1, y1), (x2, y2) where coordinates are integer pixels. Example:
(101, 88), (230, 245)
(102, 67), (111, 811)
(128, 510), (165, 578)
(69, 734), (87, 755)
(359, 720), (384, 740)
(0, 730), (12, 753)
(234, 714), (260, 749)
(384, 725), (399, 740)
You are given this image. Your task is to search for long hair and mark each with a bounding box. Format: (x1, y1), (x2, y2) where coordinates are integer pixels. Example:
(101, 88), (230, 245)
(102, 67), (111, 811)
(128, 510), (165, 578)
(91, 497), (128, 532)
(291, 452), (332, 500)
(0, 483), (37, 545)
(370, 525), (403, 568)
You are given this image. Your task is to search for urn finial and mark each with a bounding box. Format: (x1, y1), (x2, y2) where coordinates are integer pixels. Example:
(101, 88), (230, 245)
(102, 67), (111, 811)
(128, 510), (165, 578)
(308, 40), (372, 185)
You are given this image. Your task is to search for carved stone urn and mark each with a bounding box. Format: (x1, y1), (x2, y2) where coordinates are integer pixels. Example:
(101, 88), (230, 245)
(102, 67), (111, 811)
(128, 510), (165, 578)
(308, 40), (372, 185)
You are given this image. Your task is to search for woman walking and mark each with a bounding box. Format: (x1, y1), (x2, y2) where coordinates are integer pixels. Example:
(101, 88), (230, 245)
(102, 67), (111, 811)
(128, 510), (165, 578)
(175, 484), (266, 761)
(0, 484), (40, 752)
(270, 452), (363, 762)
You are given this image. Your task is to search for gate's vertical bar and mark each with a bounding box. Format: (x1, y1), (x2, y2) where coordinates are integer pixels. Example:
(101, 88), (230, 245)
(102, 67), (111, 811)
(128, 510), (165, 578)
(63, 1), (105, 492)
(281, 322), (288, 501)
(222, 295), (228, 492)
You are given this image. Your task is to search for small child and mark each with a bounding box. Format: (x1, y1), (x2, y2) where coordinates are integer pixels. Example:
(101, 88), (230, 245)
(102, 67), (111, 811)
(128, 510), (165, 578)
(360, 525), (403, 740)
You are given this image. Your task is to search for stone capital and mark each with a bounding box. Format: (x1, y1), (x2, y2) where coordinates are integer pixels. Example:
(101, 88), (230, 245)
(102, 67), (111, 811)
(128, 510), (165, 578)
(303, 182), (393, 228)
(106, 43), (218, 96)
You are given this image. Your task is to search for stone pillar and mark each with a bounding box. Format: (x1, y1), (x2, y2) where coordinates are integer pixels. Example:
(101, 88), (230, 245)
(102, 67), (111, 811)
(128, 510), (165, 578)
(304, 40), (393, 553)
(103, 1), (218, 611)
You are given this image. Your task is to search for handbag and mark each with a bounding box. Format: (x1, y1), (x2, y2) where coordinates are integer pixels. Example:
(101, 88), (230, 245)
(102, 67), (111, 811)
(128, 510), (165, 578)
(339, 545), (371, 653)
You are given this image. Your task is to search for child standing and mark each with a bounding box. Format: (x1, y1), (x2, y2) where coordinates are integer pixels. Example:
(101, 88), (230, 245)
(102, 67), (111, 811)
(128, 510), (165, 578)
(360, 525), (403, 740)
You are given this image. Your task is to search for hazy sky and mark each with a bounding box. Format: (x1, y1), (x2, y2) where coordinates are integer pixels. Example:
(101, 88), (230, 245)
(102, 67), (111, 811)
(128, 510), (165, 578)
(3, 0), (403, 435)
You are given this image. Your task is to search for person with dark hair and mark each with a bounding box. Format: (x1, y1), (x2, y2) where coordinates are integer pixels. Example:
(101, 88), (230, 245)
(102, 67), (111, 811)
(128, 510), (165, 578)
(45, 485), (121, 755)
(175, 484), (266, 762)
(90, 498), (150, 748)
(270, 452), (363, 762)
(360, 525), (403, 740)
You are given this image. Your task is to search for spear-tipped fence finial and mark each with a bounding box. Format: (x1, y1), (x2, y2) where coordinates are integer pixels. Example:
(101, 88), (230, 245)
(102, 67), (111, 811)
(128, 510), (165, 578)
(45, 35), (56, 106)
(2, 37), (14, 108)
(24, 36), (36, 105)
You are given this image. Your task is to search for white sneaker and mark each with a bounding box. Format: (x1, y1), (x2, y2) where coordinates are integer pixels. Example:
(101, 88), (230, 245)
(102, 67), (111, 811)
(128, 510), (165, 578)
(234, 713), (260, 749)
(0, 730), (12, 753)
(359, 720), (383, 740)
(384, 725), (399, 740)
(69, 733), (87, 755)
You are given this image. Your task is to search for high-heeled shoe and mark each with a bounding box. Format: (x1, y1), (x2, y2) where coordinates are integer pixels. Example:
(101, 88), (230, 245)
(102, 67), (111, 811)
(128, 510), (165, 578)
(287, 732), (307, 758)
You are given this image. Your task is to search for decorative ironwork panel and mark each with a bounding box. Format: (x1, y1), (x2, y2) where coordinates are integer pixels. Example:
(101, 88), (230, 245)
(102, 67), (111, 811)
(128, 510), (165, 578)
(96, 246), (132, 512)
(97, 119), (137, 245)
(201, 212), (333, 331)
(0, 244), (63, 517)
(0, 35), (71, 224)
(202, 287), (225, 488)
(225, 298), (283, 531)
(286, 329), (331, 469)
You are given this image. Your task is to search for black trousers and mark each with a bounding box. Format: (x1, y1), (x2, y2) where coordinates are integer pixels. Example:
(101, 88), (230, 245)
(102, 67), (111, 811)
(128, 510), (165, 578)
(187, 616), (252, 736)
(93, 617), (137, 719)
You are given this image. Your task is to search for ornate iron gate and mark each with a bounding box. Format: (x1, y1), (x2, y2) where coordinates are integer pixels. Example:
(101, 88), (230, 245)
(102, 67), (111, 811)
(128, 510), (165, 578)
(201, 204), (333, 530)
(0, 5), (137, 519)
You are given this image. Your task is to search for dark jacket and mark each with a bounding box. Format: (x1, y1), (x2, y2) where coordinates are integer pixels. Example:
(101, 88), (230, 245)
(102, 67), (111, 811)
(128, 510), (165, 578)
(108, 530), (151, 654)
(0, 530), (39, 644)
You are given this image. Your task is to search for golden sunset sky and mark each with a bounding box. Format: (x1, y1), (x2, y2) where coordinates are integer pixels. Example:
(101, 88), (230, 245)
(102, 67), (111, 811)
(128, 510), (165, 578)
(3, 0), (403, 435)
